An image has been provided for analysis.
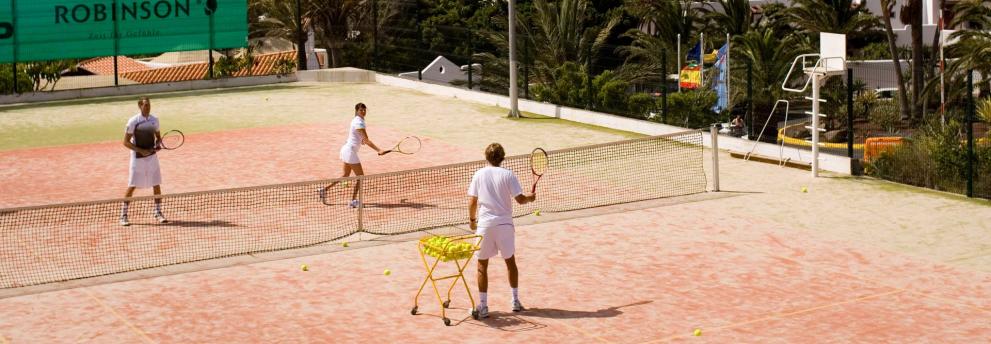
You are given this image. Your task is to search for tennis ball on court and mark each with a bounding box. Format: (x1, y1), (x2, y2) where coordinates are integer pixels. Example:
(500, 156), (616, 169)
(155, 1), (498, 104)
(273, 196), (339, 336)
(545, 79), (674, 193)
(383, 269), (391, 276)
(341, 181), (350, 187)
(534, 209), (541, 216)
(693, 328), (702, 336)
(801, 186), (808, 193)
(300, 264), (309, 271)
(342, 241), (349, 247)
(265, 97), (269, 101)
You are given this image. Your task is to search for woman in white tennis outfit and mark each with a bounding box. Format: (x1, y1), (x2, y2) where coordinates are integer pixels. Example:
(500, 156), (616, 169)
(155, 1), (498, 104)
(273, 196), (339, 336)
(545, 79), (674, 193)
(120, 97), (168, 226)
(320, 103), (382, 207)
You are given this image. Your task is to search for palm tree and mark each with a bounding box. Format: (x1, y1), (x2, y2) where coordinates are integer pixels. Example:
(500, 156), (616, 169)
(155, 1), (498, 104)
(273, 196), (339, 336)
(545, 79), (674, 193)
(734, 26), (812, 111)
(900, 0), (925, 122)
(625, 0), (704, 49)
(619, 0), (704, 84)
(786, 0), (880, 42)
(703, 0), (753, 36)
(477, 0), (618, 100)
(249, 0), (298, 43)
(879, 0), (912, 120)
(946, 0), (991, 77)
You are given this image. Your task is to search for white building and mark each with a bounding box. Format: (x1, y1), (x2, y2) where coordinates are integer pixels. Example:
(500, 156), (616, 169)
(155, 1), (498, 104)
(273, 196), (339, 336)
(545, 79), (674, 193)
(400, 56), (481, 90)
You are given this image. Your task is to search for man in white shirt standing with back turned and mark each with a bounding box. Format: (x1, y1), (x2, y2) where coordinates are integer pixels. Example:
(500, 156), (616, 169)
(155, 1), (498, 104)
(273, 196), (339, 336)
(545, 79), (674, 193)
(468, 143), (535, 319)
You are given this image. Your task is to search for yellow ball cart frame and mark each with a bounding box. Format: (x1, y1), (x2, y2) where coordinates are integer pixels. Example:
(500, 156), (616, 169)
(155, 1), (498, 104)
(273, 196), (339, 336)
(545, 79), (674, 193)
(411, 234), (482, 326)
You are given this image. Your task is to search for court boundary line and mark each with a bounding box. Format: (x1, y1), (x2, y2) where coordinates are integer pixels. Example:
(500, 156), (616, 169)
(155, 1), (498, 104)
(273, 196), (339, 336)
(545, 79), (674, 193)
(630, 204), (991, 342)
(642, 205), (991, 315)
(82, 289), (155, 344)
(647, 290), (904, 342)
(748, 233), (991, 316)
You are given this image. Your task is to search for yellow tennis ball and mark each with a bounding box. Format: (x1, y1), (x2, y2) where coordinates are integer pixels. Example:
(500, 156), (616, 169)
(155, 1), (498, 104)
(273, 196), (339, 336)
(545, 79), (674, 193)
(534, 209), (541, 216)
(383, 269), (391, 276)
(300, 264), (309, 271)
(342, 241), (349, 247)
(801, 186), (808, 193)
(693, 328), (702, 336)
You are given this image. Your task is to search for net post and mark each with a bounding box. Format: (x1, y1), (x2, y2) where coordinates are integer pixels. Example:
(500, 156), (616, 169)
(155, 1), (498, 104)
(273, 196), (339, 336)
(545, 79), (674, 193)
(357, 176), (365, 234)
(710, 125), (720, 192)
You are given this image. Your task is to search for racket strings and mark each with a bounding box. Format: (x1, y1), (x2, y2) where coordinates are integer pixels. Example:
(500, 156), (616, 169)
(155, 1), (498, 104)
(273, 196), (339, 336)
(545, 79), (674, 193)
(161, 132), (184, 149)
(398, 137), (421, 153)
(531, 151), (548, 175)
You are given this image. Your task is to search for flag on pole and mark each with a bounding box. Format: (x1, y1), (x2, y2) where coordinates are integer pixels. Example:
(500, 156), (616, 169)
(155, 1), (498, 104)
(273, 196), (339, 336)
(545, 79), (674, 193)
(685, 42), (702, 64)
(680, 64), (702, 89)
(712, 43), (729, 112)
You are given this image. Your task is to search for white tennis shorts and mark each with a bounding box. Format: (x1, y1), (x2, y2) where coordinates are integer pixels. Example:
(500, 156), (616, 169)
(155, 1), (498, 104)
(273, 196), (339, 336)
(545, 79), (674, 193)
(339, 145), (361, 165)
(476, 224), (515, 260)
(129, 154), (162, 188)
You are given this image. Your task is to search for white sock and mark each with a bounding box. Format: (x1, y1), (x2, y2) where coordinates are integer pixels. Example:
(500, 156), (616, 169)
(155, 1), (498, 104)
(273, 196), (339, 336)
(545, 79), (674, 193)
(479, 292), (487, 306)
(154, 203), (162, 214)
(512, 288), (519, 302)
(121, 203), (129, 217)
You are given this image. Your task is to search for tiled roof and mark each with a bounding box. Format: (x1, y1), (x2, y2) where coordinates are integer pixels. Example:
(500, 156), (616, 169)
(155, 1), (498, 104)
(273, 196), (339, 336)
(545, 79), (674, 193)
(121, 51), (298, 84)
(77, 56), (150, 75)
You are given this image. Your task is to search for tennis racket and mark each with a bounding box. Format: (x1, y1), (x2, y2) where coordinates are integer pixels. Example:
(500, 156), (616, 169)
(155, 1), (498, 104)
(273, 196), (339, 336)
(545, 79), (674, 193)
(530, 148), (548, 193)
(380, 136), (421, 155)
(157, 130), (185, 150)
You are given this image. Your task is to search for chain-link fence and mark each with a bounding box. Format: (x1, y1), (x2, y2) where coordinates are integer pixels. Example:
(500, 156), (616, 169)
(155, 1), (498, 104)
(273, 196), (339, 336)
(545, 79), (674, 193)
(860, 67), (989, 200)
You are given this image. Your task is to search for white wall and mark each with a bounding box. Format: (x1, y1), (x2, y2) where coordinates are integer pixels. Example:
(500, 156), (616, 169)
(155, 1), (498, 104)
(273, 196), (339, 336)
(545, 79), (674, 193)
(0, 75), (297, 105)
(375, 73), (853, 175)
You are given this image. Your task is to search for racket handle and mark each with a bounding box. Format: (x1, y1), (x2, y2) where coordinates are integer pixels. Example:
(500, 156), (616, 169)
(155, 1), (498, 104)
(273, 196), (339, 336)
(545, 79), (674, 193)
(380, 149), (392, 155)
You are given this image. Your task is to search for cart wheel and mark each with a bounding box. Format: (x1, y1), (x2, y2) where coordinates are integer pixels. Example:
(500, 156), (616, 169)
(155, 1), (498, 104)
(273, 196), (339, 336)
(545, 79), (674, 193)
(443, 318), (452, 326)
(471, 309), (479, 320)
(410, 306), (418, 315)
(442, 300), (450, 308)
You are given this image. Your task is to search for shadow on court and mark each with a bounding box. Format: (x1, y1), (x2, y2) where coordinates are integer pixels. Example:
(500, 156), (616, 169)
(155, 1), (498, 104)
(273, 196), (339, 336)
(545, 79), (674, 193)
(522, 300), (653, 319)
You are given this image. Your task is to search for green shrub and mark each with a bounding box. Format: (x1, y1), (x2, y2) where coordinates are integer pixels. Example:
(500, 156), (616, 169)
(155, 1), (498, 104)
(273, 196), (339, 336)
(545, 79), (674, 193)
(593, 70), (630, 112)
(867, 121), (972, 194)
(0, 64), (34, 94)
(656, 90), (719, 129)
(532, 62), (588, 109)
(626, 93), (655, 119)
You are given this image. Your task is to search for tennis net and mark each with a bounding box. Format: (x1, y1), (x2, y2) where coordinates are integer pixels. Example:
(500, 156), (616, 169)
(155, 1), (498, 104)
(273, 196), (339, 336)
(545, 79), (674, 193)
(0, 130), (706, 288)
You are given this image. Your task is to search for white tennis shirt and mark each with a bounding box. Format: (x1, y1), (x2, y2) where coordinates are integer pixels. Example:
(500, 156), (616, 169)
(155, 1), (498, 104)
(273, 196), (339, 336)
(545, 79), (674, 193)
(468, 166), (523, 229)
(125, 113), (159, 158)
(343, 116), (366, 151)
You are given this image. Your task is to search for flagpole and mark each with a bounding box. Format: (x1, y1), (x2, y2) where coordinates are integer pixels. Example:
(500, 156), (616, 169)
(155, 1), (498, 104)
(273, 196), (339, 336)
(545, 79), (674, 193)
(677, 34), (681, 93)
(700, 33), (704, 89)
(939, 6), (945, 126)
(726, 32), (731, 107)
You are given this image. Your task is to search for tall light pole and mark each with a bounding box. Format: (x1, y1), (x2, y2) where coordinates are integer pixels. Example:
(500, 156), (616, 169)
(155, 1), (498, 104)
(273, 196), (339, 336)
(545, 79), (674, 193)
(507, 0), (521, 118)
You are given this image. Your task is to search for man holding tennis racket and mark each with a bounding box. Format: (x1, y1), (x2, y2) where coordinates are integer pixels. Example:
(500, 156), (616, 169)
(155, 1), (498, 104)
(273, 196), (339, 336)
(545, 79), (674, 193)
(468, 143), (536, 319)
(119, 96), (167, 226)
(320, 102), (383, 208)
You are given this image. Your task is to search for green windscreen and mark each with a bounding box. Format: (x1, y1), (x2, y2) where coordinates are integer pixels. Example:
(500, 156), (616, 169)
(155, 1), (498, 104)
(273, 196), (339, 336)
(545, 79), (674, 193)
(0, 0), (247, 63)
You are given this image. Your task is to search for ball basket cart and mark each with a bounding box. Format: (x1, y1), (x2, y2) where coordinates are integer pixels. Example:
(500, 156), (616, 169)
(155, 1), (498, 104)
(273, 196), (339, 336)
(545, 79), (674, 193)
(411, 234), (482, 326)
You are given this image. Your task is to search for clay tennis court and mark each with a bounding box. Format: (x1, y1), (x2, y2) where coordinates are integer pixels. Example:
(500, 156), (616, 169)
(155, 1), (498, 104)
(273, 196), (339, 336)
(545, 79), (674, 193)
(1, 82), (989, 343)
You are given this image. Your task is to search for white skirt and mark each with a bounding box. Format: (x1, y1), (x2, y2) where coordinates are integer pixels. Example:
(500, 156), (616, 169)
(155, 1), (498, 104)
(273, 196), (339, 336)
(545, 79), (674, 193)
(129, 154), (162, 188)
(339, 145), (361, 165)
